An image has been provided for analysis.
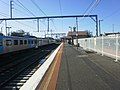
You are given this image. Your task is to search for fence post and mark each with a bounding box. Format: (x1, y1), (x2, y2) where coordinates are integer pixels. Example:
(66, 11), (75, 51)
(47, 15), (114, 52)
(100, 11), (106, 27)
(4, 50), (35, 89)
(93, 38), (95, 51)
(102, 35), (104, 56)
(89, 38), (90, 51)
(115, 34), (118, 62)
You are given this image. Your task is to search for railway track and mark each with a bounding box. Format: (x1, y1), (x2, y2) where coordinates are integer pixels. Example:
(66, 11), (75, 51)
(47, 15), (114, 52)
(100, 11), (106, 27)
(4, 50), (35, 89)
(0, 45), (51, 67)
(0, 44), (59, 90)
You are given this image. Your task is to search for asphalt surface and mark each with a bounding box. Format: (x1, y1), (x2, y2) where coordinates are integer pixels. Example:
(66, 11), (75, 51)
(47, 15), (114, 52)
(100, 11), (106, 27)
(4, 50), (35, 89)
(56, 44), (120, 90)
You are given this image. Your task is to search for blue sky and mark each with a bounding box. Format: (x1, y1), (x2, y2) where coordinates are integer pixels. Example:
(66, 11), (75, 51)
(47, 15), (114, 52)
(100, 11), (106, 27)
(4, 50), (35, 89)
(0, 0), (120, 37)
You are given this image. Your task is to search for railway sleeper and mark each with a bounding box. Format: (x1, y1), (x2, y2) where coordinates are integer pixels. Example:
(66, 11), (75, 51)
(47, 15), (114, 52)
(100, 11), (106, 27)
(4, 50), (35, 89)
(7, 82), (24, 86)
(13, 80), (26, 83)
(4, 86), (21, 89)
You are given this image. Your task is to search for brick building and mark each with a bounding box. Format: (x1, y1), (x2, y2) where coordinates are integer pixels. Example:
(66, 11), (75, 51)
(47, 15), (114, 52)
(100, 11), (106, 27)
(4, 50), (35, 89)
(67, 31), (91, 44)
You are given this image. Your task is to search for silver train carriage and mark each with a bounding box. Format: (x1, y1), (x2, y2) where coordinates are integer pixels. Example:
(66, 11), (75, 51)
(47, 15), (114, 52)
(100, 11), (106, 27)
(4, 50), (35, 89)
(0, 35), (55, 55)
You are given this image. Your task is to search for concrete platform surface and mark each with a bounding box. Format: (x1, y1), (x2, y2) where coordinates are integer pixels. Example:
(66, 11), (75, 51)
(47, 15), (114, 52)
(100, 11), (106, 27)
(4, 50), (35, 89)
(56, 44), (120, 90)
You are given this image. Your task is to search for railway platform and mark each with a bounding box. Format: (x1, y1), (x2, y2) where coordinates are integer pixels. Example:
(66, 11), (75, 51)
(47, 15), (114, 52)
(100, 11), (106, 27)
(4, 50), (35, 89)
(37, 43), (120, 90)
(56, 44), (120, 90)
(19, 43), (120, 90)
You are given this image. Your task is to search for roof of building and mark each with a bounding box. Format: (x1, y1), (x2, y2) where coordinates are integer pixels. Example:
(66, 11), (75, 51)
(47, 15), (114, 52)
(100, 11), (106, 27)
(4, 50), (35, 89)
(67, 31), (88, 36)
(105, 32), (120, 35)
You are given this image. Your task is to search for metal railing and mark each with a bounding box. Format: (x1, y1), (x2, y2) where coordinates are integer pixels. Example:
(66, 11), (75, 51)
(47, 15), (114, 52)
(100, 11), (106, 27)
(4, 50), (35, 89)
(74, 35), (120, 62)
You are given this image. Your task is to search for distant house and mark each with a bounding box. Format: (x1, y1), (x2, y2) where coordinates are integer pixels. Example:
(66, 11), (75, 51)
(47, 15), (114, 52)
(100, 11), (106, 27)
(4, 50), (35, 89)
(66, 31), (91, 44)
(67, 31), (91, 39)
(104, 32), (120, 36)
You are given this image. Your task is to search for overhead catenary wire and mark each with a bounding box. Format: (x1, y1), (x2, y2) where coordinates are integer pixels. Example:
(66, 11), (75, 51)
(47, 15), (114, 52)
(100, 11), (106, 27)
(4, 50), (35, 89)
(83, 0), (95, 15)
(78, 0), (99, 25)
(14, 1), (34, 16)
(81, 0), (101, 19)
(88, 0), (101, 14)
(0, 0), (46, 34)
(78, 0), (101, 36)
(0, 8), (36, 30)
(103, 7), (120, 20)
(0, 12), (7, 17)
(15, 21), (36, 29)
(59, 0), (62, 16)
(14, 8), (31, 17)
(74, 0), (96, 32)
(30, 0), (47, 16)
(16, 0), (36, 17)
(12, 1), (42, 29)
(0, 0), (9, 16)
(0, 0), (35, 18)
(29, 0), (48, 27)
(58, 0), (64, 32)
(30, 0), (57, 31)
(0, 0), (9, 5)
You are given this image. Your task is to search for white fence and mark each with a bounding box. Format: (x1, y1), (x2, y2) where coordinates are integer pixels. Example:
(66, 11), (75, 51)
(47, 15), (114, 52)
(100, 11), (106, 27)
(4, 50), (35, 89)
(74, 35), (120, 62)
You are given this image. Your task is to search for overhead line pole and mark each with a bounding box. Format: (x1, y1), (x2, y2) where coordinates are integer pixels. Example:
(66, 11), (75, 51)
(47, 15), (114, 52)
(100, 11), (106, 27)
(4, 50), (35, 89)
(95, 16), (98, 36)
(0, 15), (98, 36)
(0, 15), (97, 20)
(76, 17), (79, 48)
(5, 20), (7, 36)
(37, 19), (39, 32)
(10, 0), (13, 18)
(47, 18), (49, 33)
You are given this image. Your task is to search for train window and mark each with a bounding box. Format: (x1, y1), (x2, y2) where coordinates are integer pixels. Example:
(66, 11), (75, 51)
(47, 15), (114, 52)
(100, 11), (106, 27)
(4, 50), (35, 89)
(24, 40), (27, 44)
(6, 40), (12, 46)
(0, 40), (2, 46)
(20, 40), (23, 45)
(14, 40), (18, 45)
(35, 40), (37, 44)
(28, 40), (30, 44)
(31, 41), (33, 44)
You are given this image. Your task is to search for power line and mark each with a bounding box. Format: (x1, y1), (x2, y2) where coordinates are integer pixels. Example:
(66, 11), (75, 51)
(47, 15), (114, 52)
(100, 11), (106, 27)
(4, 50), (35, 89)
(30, 0), (57, 31)
(0, 0), (9, 5)
(88, 0), (101, 14)
(50, 19), (57, 30)
(0, 0), (30, 17)
(14, 1), (31, 13)
(0, 0), (35, 29)
(79, 0), (98, 22)
(78, 0), (101, 36)
(58, 0), (63, 32)
(81, 0), (101, 17)
(14, 0), (48, 32)
(15, 21), (36, 29)
(83, 0), (95, 15)
(30, 0), (47, 16)
(103, 8), (120, 20)
(16, 0), (36, 17)
(29, 0), (47, 27)
(58, 0), (62, 15)
(79, 0), (101, 22)
(0, 12), (7, 17)
(30, 0), (48, 25)
(0, 11), (35, 30)
(14, 8), (31, 16)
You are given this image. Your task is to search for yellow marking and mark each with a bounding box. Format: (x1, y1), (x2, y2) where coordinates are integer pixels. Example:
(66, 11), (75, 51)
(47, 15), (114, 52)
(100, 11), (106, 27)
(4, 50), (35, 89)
(42, 45), (63, 90)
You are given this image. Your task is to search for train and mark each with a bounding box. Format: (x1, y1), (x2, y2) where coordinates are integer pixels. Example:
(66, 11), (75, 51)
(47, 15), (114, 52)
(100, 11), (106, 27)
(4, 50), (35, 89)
(0, 35), (55, 55)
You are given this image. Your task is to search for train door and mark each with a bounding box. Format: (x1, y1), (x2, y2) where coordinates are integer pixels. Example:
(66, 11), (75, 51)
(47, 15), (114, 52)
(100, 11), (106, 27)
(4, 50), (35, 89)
(0, 39), (3, 54)
(4, 38), (13, 53)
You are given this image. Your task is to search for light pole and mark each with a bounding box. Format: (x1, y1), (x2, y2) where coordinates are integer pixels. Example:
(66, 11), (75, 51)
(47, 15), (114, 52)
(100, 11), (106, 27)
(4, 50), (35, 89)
(10, 0), (13, 18)
(69, 26), (73, 45)
(99, 19), (103, 36)
(112, 24), (114, 33)
(69, 26), (72, 32)
(6, 27), (11, 36)
(76, 17), (79, 48)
